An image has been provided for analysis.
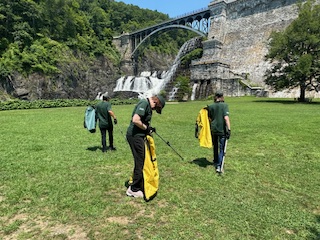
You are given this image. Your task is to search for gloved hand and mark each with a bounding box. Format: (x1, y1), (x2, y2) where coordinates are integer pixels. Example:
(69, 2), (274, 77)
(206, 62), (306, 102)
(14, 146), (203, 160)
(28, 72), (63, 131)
(226, 129), (231, 139)
(147, 126), (156, 134)
(114, 119), (118, 125)
(195, 123), (199, 138)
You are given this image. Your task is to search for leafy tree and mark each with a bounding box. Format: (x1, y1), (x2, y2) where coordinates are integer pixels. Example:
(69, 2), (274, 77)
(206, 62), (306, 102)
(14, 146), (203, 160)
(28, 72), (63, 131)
(174, 75), (192, 101)
(180, 48), (203, 67)
(265, 0), (320, 102)
(0, 0), (194, 100)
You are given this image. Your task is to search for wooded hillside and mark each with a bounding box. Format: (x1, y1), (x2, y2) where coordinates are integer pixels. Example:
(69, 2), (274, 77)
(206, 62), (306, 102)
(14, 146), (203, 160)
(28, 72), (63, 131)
(0, 0), (195, 100)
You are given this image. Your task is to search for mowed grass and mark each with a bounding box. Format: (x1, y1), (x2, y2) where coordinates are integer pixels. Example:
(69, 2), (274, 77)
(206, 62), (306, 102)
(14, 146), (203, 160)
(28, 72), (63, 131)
(0, 97), (319, 240)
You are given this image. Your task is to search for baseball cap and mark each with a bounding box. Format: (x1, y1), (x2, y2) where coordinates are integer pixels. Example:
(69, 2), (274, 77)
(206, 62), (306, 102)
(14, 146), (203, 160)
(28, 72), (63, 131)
(215, 90), (223, 97)
(156, 95), (166, 114)
(102, 92), (110, 100)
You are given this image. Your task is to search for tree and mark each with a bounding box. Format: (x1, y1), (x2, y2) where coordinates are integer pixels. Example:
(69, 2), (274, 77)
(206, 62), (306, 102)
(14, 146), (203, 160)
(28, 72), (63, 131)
(265, 0), (320, 102)
(174, 75), (192, 101)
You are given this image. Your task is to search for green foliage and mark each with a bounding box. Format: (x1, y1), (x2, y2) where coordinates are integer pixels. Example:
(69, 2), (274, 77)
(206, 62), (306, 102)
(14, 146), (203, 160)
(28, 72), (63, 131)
(174, 75), (192, 101)
(0, 43), (23, 77)
(109, 1), (168, 35)
(0, 98), (138, 111)
(144, 29), (199, 56)
(265, 0), (320, 101)
(0, 0), (173, 81)
(21, 37), (67, 75)
(181, 48), (203, 67)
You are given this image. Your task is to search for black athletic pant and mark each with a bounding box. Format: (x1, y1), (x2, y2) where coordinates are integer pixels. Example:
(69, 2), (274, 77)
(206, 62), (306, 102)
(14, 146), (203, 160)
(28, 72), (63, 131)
(100, 126), (114, 151)
(126, 134), (145, 192)
(212, 133), (225, 167)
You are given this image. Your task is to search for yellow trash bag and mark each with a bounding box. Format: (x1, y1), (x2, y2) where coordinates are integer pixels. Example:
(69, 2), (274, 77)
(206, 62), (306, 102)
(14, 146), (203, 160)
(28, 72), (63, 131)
(143, 135), (159, 201)
(195, 108), (212, 148)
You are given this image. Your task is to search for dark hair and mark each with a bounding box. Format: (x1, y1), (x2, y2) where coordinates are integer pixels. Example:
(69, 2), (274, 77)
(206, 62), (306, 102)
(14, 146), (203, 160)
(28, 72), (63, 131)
(103, 95), (110, 101)
(214, 95), (224, 102)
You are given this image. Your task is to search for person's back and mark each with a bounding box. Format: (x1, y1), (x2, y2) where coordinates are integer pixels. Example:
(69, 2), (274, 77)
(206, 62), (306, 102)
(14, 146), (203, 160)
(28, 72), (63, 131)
(96, 101), (112, 129)
(95, 93), (117, 152)
(208, 101), (229, 135)
(126, 98), (152, 137)
(207, 91), (231, 173)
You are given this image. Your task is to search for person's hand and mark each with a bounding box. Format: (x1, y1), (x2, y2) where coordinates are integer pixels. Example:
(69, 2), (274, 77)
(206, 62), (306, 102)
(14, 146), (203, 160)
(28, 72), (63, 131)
(147, 126), (156, 134)
(226, 129), (231, 139)
(114, 119), (118, 125)
(195, 123), (198, 138)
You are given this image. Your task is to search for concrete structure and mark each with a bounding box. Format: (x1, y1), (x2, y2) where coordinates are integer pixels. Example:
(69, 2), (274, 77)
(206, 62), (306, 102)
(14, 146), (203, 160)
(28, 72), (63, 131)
(191, 0), (305, 98)
(113, 0), (320, 98)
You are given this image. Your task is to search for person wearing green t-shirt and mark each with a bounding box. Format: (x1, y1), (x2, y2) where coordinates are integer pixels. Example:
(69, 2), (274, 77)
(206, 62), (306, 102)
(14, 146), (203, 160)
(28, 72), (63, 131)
(207, 91), (231, 173)
(126, 95), (166, 198)
(95, 93), (117, 152)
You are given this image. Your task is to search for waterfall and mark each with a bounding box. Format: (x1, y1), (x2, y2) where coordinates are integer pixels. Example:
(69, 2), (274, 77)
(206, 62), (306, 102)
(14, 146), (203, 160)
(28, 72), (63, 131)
(113, 37), (202, 99)
(191, 83), (199, 101)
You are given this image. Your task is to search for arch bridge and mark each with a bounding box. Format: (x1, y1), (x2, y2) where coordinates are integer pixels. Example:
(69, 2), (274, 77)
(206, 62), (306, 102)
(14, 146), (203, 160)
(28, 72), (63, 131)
(113, 7), (211, 59)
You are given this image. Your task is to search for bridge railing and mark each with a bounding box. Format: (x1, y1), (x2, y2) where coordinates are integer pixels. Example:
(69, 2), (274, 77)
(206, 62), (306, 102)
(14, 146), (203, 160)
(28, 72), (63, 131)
(171, 7), (209, 20)
(130, 7), (210, 36)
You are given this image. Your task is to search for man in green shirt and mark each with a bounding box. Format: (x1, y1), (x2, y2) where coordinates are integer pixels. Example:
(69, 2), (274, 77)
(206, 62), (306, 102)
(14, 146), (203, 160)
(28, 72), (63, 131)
(95, 93), (117, 152)
(207, 90), (231, 173)
(126, 95), (166, 198)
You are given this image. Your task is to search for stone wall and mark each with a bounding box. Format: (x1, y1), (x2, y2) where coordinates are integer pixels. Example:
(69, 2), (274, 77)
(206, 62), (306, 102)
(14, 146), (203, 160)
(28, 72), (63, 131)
(221, 0), (300, 85)
(191, 0), (319, 98)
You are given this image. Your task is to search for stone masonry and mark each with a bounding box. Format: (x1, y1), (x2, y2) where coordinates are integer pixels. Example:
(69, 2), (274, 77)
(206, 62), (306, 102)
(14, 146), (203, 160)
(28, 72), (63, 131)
(191, 0), (319, 98)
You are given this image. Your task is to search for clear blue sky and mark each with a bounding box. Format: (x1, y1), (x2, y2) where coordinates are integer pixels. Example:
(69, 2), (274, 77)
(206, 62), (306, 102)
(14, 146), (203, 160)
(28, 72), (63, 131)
(115, 0), (212, 18)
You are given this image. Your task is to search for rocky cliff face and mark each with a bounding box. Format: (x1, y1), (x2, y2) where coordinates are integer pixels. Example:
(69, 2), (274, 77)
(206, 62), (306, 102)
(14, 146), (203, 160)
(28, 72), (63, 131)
(0, 51), (175, 101)
(0, 56), (119, 101)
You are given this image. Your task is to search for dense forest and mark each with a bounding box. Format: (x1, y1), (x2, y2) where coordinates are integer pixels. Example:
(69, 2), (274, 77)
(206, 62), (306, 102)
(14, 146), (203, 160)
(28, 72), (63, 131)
(0, 0), (198, 100)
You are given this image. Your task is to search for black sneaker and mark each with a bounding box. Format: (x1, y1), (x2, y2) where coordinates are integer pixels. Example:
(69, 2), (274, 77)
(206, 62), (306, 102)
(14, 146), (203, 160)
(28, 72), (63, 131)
(108, 146), (117, 151)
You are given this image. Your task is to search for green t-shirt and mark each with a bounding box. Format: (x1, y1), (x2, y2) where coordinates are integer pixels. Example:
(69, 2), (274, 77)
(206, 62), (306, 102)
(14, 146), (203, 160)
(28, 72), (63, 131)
(95, 101), (112, 129)
(207, 102), (229, 135)
(126, 99), (152, 137)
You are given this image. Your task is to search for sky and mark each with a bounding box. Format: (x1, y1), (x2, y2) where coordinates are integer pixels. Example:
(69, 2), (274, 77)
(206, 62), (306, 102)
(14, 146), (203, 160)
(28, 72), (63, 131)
(115, 0), (212, 18)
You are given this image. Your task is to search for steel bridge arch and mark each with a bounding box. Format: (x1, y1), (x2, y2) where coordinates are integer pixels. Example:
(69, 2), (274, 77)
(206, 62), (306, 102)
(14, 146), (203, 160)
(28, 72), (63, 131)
(131, 24), (206, 58)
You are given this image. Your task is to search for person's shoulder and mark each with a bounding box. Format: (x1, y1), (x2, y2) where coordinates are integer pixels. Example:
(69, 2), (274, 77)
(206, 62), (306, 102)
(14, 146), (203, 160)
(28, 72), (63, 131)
(138, 99), (148, 106)
(222, 102), (229, 107)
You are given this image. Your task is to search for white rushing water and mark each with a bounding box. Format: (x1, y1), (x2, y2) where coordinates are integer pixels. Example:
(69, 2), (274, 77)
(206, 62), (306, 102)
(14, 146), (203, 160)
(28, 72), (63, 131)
(190, 82), (199, 101)
(113, 37), (202, 100)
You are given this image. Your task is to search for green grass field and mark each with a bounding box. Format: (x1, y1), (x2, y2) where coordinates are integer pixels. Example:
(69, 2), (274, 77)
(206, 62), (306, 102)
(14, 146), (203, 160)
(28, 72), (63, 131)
(0, 97), (319, 240)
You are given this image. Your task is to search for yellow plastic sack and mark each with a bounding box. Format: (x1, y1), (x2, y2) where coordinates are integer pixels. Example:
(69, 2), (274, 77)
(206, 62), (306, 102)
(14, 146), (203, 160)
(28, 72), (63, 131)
(143, 135), (159, 201)
(196, 108), (212, 148)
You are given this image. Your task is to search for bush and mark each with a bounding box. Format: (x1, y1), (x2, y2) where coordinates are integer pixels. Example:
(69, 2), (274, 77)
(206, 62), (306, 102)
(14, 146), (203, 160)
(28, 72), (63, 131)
(0, 98), (138, 111)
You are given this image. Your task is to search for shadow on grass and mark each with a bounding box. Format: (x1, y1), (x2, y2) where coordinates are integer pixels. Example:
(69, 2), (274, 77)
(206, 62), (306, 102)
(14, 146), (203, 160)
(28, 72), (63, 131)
(189, 157), (213, 168)
(307, 215), (320, 240)
(86, 146), (102, 151)
(254, 99), (320, 105)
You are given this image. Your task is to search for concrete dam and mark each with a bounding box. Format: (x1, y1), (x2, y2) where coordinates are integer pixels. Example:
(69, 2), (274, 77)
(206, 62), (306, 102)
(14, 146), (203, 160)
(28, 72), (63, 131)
(113, 0), (320, 99)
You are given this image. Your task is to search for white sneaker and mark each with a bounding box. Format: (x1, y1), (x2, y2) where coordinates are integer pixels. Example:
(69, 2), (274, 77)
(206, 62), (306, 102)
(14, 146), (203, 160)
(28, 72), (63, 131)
(126, 186), (144, 198)
(216, 166), (222, 173)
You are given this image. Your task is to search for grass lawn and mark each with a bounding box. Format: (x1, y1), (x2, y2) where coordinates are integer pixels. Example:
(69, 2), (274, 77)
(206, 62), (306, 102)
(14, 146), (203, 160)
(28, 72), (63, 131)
(0, 97), (319, 239)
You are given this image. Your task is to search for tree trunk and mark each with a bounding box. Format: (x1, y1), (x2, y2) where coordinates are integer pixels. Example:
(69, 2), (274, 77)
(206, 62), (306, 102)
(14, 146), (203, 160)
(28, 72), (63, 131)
(299, 83), (306, 102)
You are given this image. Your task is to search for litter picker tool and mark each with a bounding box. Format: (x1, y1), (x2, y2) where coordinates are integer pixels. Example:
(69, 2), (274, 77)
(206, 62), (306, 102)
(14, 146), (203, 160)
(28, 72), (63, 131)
(116, 124), (127, 143)
(220, 139), (228, 173)
(154, 131), (184, 160)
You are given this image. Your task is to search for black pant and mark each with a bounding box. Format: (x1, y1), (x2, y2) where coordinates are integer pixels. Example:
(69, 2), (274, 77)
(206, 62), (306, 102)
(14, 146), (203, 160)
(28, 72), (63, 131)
(100, 127), (113, 151)
(212, 133), (226, 167)
(126, 135), (145, 192)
